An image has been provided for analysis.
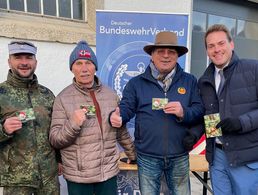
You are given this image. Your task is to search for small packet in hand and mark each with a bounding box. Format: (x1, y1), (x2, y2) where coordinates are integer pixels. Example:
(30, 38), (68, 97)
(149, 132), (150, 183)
(204, 113), (222, 138)
(16, 108), (36, 123)
(152, 98), (168, 110)
(80, 105), (96, 117)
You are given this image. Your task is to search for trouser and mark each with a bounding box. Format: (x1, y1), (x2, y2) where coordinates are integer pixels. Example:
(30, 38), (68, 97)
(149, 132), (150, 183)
(210, 147), (258, 195)
(137, 153), (190, 195)
(66, 176), (117, 195)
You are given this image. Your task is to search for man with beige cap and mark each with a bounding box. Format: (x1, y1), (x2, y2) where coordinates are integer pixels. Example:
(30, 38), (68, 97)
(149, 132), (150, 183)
(0, 41), (60, 195)
(110, 31), (204, 195)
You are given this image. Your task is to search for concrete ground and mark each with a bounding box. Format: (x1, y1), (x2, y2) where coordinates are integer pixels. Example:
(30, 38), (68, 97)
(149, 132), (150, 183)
(190, 172), (213, 195)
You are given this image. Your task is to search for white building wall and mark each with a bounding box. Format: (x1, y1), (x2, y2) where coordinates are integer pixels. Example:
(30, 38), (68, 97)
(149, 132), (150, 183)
(0, 37), (77, 95)
(0, 0), (192, 93)
(104, 0), (192, 13)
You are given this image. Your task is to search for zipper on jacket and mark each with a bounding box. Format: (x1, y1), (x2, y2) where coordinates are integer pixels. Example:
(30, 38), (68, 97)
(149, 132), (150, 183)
(163, 90), (169, 157)
(89, 91), (103, 132)
(27, 86), (42, 181)
(89, 91), (105, 179)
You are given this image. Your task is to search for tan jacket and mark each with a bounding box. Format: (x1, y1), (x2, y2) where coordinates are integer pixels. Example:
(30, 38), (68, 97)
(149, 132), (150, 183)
(49, 78), (135, 183)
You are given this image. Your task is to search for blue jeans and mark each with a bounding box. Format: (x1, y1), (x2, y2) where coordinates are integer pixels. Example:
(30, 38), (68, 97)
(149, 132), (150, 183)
(137, 153), (190, 195)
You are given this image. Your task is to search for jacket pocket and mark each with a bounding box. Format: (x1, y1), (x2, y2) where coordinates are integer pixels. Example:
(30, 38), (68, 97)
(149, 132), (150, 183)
(246, 161), (258, 170)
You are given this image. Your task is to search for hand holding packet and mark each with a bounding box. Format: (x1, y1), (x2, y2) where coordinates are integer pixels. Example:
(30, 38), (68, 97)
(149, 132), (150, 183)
(80, 105), (96, 117)
(16, 108), (36, 123)
(204, 113), (222, 138)
(152, 98), (168, 110)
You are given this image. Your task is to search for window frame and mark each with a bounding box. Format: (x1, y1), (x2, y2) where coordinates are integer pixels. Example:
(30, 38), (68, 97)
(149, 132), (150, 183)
(0, 0), (84, 21)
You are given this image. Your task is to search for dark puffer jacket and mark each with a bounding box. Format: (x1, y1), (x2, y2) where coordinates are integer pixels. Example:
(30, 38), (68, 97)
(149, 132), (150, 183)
(198, 52), (258, 167)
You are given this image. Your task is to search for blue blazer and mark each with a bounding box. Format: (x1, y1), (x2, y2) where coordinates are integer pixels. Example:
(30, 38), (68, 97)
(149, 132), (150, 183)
(119, 64), (204, 158)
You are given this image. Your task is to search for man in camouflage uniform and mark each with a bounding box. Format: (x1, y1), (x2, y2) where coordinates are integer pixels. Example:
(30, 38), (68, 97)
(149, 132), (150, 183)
(0, 41), (59, 195)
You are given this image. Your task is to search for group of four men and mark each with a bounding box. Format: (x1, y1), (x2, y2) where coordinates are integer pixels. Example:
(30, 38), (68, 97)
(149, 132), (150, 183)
(0, 23), (258, 195)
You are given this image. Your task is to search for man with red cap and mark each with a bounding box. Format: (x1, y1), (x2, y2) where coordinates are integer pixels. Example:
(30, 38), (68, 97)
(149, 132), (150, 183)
(49, 40), (136, 195)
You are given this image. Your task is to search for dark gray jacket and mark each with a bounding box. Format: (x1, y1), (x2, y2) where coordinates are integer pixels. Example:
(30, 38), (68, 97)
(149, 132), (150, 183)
(198, 52), (258, 167)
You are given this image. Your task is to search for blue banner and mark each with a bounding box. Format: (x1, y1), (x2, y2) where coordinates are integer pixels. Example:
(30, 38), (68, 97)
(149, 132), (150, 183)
(96, 10), (189, 98)
(96, 9), (190, 148)
(96, 10), (189, 195)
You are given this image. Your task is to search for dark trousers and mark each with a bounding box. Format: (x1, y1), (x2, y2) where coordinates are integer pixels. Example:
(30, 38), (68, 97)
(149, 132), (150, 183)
(66, 176), (117, 195)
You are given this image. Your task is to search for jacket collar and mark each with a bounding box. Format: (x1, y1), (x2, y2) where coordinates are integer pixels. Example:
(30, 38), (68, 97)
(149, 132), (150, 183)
(6, 69), (38, 88)
(222, 51), (239, 77)
(73, 75), (102, 94)
(142, 63), (184, 84)
(200, 51), (239, 84)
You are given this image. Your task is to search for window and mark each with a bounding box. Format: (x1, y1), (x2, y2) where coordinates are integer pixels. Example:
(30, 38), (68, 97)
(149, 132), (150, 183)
(0, 0), (7, 9)
(0, 0), (84, 20)
(192, 11), (206, 32)
(10, 0), (24, 11)
(208, 14), (236, 37)
(27, 0), (40, 13)
(73, 0), (83, 20)
(59, 0), (71, 18)
(237, 20), (258, 40)
(43, 0), (56, 16)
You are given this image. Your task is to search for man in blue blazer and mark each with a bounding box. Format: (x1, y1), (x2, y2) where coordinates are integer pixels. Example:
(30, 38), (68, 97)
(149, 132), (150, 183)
(110, 31), (204, 195)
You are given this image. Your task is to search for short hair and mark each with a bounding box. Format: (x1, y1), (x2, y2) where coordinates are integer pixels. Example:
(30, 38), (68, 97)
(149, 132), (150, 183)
(204, 24), (232, 48)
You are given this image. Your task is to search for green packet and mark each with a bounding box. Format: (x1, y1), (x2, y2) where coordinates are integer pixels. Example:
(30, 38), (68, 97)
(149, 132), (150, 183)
(16, 108), (36, 123)
(80, 105), (96, 116)
(152, 98), (168, 110)
(204, 113), (222, 138)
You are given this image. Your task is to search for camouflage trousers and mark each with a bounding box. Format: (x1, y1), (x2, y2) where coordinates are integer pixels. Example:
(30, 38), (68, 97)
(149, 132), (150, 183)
(0, 176), (60, 195)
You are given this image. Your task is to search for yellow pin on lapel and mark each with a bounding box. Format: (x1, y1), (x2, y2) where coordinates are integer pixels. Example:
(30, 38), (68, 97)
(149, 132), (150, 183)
(178, 87), (186, 94)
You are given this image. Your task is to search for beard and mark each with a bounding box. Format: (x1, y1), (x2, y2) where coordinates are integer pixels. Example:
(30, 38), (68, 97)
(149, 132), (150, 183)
(12, 65), (35, 79)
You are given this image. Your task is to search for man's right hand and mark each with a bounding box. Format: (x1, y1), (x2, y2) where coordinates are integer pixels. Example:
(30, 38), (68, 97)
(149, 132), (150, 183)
(110, 107), (122, 128)
(71, 109), (86, 127)
(3, 117), (22, 135)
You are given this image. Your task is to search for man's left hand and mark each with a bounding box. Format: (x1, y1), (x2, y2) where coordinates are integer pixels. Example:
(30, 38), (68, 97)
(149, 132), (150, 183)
(216, 117), (242, 134)
(163, 101), (184, 118)
(183, 133), (197, 151)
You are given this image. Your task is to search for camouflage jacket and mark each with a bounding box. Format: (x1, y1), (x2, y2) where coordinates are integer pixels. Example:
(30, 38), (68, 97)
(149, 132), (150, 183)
(0, 70), (58, 188)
